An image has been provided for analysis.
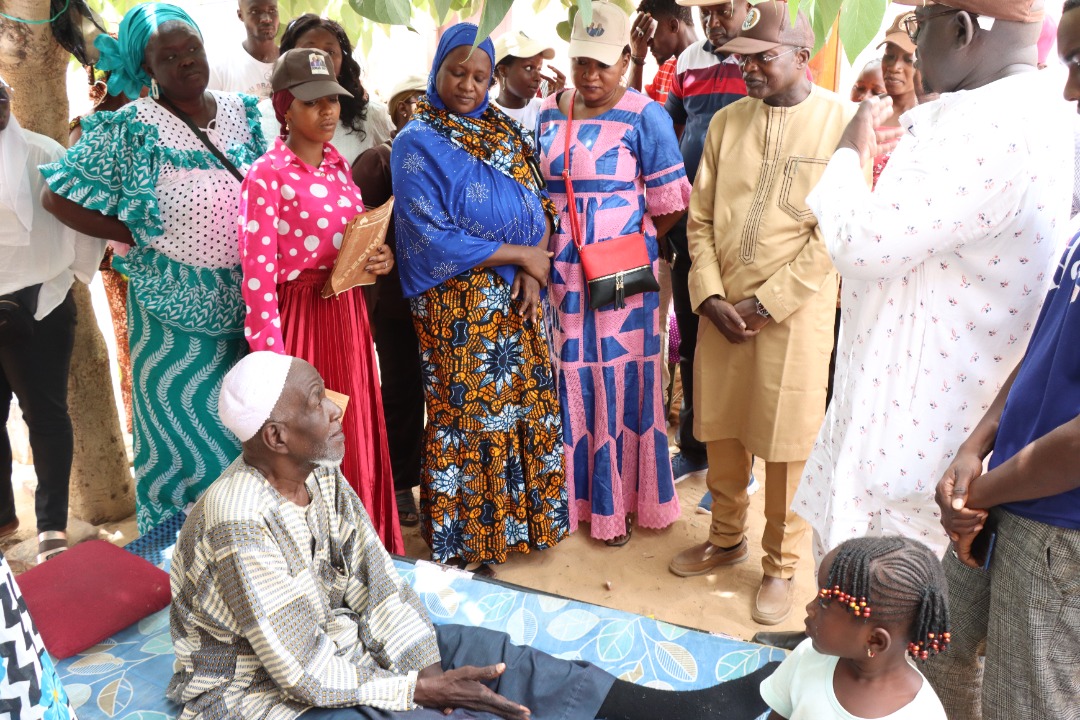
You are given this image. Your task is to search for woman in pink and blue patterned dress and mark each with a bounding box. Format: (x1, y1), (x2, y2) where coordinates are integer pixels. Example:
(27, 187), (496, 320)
(537, 1), (691, 546)
(238, 49), (402, 553)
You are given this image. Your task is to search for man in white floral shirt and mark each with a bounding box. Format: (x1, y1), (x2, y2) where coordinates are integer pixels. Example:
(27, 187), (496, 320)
(794, 0), (1073, 562)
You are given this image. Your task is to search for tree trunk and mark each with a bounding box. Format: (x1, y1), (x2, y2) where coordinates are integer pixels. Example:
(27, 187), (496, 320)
(0, 0), (134, 524)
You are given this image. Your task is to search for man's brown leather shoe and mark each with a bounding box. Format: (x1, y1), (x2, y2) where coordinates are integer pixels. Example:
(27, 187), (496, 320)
(752, 575), (795, 625)
(668, 538), (748, 577)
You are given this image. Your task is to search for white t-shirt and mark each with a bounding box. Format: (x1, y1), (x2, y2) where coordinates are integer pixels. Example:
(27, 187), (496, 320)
(493, 96), (542, 137)
(760, 640), (947, 720)
(208, 44), (274, 99)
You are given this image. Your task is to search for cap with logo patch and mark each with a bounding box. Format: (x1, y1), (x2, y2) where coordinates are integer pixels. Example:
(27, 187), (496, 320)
(271, 48), (353, 101)
(717, 0), (815, 56)
(894, 0), (1043, 24)
(569, 0), (631, 66)
(878, 12), (917, 54)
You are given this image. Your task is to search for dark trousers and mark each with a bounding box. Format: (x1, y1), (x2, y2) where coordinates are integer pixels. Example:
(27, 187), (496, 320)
(302, 624), (615, 719)
(0, 290), (76, 532)
(372, 292), (425, 493)
(667, 219), (706, 464)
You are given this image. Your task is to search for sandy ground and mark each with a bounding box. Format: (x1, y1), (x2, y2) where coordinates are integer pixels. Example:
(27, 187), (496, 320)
(401, 457), (816, 643)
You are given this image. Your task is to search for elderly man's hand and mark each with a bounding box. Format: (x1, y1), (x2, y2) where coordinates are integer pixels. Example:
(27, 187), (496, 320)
(414, 663), (531, 720)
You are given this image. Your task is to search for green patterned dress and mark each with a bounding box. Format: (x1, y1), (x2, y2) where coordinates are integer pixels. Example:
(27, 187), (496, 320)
(42, 93), (266, 532)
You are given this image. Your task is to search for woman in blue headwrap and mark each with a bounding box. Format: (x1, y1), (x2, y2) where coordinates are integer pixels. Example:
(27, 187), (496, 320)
(392, 23), (567, 572)
(41, 2), (267, 532)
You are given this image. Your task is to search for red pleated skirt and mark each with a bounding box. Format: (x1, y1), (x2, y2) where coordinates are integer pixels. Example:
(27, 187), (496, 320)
(277, 269), (404, 554)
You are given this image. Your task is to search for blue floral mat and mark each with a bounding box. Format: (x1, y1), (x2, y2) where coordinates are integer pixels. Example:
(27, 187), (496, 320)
(56, 515), (784, 719)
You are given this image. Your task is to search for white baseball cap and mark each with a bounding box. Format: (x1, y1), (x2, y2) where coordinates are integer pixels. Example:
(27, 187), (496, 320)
(569, 0), (630, 66)
(493, 31), (556, 65)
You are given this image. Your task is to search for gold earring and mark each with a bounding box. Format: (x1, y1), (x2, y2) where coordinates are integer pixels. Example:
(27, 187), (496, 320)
(866, 648), (875, 658)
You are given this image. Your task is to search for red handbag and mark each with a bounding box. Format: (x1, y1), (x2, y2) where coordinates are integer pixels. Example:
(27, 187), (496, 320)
(561, 91), (659, 310)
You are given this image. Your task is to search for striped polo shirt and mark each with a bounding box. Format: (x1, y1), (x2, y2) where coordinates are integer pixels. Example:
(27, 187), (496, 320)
(664, 40), (747, 182)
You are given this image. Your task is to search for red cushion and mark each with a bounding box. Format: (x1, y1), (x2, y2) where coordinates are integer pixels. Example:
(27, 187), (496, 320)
(16, 539), (171, 659)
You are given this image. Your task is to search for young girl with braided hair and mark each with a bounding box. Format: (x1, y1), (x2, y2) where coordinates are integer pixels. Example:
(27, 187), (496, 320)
(760, 536), (950, 719)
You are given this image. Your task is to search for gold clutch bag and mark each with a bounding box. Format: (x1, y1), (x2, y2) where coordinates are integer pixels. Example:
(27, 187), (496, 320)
(321, 197), (395, 299)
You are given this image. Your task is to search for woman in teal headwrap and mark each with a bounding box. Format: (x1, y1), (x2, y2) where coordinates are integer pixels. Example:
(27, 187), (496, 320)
(42, 2), (267, 532)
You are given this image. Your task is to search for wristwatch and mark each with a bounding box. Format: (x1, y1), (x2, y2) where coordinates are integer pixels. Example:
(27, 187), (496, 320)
(754, 298), (771, 319)
(630, 56), (646, 66)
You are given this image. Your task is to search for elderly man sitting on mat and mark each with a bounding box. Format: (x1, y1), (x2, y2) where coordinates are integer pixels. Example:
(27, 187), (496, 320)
(166, 351), (777, 720)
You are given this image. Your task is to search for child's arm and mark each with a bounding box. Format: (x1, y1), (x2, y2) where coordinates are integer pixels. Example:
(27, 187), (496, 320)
(767, 712), (788, 720)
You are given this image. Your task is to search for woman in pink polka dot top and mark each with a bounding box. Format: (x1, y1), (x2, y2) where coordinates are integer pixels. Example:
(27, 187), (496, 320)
(238, 48), (403, 553)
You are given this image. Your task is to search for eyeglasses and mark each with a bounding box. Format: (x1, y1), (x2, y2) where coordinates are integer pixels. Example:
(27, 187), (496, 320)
(738, 46), (802, 69)
(902, 7), (968, 43)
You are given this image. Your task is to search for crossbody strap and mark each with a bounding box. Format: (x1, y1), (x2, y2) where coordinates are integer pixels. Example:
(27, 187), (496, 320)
(560, 91), (585, 252)
(158, 96), (245, 183)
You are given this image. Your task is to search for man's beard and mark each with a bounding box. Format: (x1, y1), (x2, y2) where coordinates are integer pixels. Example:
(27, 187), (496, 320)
(314, 438), (346, 467)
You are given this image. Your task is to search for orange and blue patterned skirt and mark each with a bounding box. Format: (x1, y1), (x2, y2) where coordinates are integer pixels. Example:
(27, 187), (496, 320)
(410, 269), (568, 565)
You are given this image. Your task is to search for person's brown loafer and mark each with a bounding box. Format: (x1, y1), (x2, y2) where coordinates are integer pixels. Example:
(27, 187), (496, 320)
(752, 575), (795, 625)
(668, 538), (748, 577)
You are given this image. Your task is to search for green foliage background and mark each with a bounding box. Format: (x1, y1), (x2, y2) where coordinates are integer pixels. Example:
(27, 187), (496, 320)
(86, 0), (890, 63)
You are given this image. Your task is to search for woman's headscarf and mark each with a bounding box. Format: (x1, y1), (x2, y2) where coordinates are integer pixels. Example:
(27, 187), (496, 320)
(396, 23), (558, 298)
(413, 23), (553, 219)
(271, 89), (294, 138)
(94, 3), (201, 101)
(426, 23), (495, 119)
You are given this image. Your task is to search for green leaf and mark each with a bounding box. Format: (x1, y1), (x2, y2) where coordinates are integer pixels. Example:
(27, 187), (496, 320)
(471, 0), (515, 50)
(434, 0), (455, 23)
(574, 0), (592, 29)
(788, 0), (801, 27)
(809, 0), (843, 57)
(556, 19), (572, 42)
(328, 0), (368, 43)
(839, 0), (887, 64)
(557, 5), (578, 43)
(348, 0), (411, 26)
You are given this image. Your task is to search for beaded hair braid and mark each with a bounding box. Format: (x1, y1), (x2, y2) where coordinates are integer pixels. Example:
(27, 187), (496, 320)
(820, 536), (951, 661)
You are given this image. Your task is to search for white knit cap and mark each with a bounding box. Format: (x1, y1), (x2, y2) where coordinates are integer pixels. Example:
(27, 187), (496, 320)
(218, 351), (295, 442)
